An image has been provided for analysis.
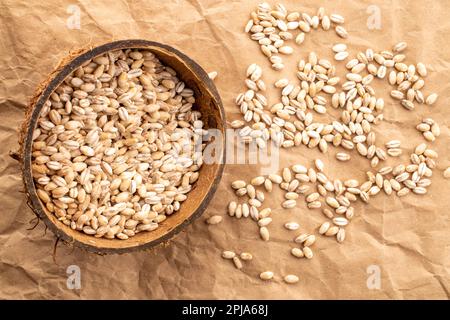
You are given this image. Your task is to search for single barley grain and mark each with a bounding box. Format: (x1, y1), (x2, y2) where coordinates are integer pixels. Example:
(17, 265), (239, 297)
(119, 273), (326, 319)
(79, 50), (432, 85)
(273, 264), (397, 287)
(206, 215), (223, 225)
(233, 256), (243, 269)
(260, 271), (274, 280)
(284, 275), (299, 284)
(240, 252), (253, 261)
(222, 251), (236, 259)
(303, 246), (314, 259)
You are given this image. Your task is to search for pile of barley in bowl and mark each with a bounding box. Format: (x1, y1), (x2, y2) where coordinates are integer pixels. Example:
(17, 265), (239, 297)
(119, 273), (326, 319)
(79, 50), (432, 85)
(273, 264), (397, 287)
(204, 2), (446, 284)
(31, 48), (206, 240)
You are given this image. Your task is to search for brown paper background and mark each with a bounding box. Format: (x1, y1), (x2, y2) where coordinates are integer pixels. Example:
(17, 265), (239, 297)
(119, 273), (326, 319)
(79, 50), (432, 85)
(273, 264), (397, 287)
(0, 0), (449, 299)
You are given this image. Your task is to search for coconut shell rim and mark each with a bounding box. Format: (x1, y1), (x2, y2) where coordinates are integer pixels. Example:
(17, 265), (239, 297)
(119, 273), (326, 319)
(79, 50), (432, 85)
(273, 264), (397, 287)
(20, 39), (226, 254)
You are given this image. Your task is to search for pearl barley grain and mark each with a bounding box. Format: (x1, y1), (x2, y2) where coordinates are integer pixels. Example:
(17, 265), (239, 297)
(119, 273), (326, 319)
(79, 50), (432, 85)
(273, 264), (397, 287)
(233, 3), (441, 283)
(260, 271), (274, 280)
(444, 167), (450, 179)
(284, 275), (299, 284)
(206, 215), (223, 225)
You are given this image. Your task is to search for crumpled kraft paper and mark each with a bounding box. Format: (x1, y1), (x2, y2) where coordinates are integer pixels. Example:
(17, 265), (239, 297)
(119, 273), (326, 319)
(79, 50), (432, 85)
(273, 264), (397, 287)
(0, 0), (449, 299)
